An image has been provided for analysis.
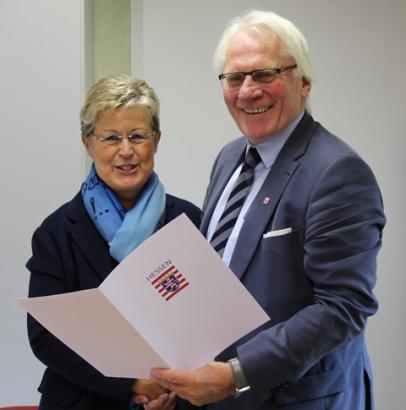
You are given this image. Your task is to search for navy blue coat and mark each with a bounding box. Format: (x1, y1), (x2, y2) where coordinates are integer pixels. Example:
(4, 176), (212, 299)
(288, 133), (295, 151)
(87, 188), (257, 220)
(200, 113), (385, 410)
(27, 192), (201, 410)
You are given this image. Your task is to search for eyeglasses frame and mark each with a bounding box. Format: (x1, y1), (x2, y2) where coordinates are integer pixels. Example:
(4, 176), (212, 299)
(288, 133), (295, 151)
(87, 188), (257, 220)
(91, 130), (156, 147)
(218, 64), (298, 89)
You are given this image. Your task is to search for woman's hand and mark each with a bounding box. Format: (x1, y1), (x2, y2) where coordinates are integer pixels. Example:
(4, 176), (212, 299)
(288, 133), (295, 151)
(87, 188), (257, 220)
(131, 378), (169, 400)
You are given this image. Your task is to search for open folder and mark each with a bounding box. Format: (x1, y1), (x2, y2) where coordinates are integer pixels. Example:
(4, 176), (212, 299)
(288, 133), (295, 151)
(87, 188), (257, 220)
(18, 214), (270, 378)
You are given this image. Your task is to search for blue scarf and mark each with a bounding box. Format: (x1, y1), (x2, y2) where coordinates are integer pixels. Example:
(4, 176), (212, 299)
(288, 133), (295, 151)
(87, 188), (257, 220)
(81, 164), (166, 262)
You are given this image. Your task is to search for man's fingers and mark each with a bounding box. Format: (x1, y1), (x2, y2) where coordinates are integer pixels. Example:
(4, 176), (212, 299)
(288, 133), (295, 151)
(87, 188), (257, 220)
(132, 394), (149, 405)
(144, 392), (176, 410)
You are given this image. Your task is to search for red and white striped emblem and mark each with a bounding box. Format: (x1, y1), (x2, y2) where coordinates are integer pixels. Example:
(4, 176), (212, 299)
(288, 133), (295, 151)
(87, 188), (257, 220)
(151, 264), (189, 301)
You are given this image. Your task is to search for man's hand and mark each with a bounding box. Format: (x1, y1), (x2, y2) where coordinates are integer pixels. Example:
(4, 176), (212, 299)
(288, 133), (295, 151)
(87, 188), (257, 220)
(133, 391), (176, 410)
(151, 362), (234, 406)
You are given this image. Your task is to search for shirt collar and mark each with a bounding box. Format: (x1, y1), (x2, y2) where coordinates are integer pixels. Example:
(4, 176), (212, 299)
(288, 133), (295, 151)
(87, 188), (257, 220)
(247, 111), (304, 169)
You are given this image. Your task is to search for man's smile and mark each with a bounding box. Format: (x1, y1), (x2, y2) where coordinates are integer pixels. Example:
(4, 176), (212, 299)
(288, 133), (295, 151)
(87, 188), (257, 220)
(242, 106), (271, 114)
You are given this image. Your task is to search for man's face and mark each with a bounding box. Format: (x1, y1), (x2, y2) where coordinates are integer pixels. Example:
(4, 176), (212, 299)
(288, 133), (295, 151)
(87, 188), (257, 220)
(222, 28), (311, 144)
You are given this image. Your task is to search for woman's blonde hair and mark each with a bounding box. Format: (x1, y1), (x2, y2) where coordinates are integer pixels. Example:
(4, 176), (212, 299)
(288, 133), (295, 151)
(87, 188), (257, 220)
(80, 74), (160, 138)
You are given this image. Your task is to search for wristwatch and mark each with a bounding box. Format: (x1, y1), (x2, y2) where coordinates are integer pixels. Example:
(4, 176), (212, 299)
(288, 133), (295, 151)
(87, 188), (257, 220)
(228, 357), (251, 398)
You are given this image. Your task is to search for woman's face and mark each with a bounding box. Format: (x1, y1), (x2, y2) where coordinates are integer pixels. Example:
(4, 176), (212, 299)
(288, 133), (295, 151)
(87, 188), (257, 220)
(82, 106), (160, 209)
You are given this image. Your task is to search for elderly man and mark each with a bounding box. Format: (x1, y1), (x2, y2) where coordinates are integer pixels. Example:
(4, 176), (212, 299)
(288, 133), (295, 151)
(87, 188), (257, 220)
(150, 10), (385, 410)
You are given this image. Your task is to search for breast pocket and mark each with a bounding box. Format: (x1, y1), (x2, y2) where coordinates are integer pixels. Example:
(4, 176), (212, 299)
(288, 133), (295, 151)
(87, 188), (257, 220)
(261, 228), (301, 273)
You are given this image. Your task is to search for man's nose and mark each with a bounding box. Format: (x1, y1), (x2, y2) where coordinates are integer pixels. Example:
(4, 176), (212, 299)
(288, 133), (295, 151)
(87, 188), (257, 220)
(238, 75), (263, 98)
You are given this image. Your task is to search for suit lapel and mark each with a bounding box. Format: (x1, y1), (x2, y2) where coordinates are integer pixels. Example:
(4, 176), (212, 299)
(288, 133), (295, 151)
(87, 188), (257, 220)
(67, 193), (117, 282)
(230, 113), (317, 279)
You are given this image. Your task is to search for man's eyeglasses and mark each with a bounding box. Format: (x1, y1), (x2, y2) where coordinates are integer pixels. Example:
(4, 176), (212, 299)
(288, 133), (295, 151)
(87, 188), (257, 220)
(218, 64), (297, 89)
(92, 130), (155, 146)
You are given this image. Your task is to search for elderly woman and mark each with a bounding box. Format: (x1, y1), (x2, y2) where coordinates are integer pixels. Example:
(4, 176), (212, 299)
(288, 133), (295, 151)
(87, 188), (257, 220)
(26, 75), (201, 410)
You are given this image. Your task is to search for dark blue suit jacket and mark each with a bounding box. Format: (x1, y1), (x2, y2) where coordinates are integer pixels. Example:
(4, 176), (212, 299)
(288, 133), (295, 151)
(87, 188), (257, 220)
(200, 113), (385, 410)
(26, 192), (201, 410)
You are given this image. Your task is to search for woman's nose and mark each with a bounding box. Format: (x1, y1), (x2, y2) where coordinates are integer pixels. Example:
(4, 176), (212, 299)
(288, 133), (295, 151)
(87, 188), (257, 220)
(118, 138), (134, 156)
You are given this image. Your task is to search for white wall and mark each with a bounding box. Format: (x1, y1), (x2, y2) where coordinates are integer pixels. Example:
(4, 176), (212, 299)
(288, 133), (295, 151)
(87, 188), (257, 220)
(0, 0), (87, 405)
(132, 1), (406, 409)
(0, 0), (403, 407)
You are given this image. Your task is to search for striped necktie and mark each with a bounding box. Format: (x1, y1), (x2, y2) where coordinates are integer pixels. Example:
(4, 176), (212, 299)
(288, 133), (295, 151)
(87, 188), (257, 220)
(210, 147), (261, 256)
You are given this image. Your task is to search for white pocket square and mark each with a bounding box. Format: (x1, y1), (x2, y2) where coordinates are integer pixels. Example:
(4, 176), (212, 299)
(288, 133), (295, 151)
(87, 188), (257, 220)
(263, 227), (292, 238)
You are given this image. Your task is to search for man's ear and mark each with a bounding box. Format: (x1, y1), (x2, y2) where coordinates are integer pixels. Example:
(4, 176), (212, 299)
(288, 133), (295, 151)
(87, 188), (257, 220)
(301, 76), (311, 98)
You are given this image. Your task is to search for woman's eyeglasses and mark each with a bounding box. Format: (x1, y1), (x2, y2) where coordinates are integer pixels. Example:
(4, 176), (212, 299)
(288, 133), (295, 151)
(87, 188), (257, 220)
(92, 130), (155, 146)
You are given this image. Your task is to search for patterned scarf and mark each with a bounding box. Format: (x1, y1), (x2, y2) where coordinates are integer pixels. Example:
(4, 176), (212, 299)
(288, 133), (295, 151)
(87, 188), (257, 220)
(81, 164), (165, 262)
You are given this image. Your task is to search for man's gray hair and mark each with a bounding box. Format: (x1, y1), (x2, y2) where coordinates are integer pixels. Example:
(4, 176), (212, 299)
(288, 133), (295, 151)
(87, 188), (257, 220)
(213, 10), (314, 86)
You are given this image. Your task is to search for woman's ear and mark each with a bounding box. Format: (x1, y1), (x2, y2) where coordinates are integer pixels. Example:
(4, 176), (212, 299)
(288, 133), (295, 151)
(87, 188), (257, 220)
(154, 131), (161, 153)
(81, 135), (93, 157)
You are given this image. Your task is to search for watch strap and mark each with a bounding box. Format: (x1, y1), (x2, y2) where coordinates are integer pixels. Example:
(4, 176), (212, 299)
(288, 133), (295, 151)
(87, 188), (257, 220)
(228, 357), (250, 398)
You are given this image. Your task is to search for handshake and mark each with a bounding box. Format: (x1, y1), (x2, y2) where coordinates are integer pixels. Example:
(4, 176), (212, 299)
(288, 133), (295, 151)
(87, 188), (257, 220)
(131, 362), (235, 408)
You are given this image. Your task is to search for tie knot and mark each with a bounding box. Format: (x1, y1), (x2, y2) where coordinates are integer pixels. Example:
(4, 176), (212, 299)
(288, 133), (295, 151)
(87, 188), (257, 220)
(244, 147), (261, 169)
